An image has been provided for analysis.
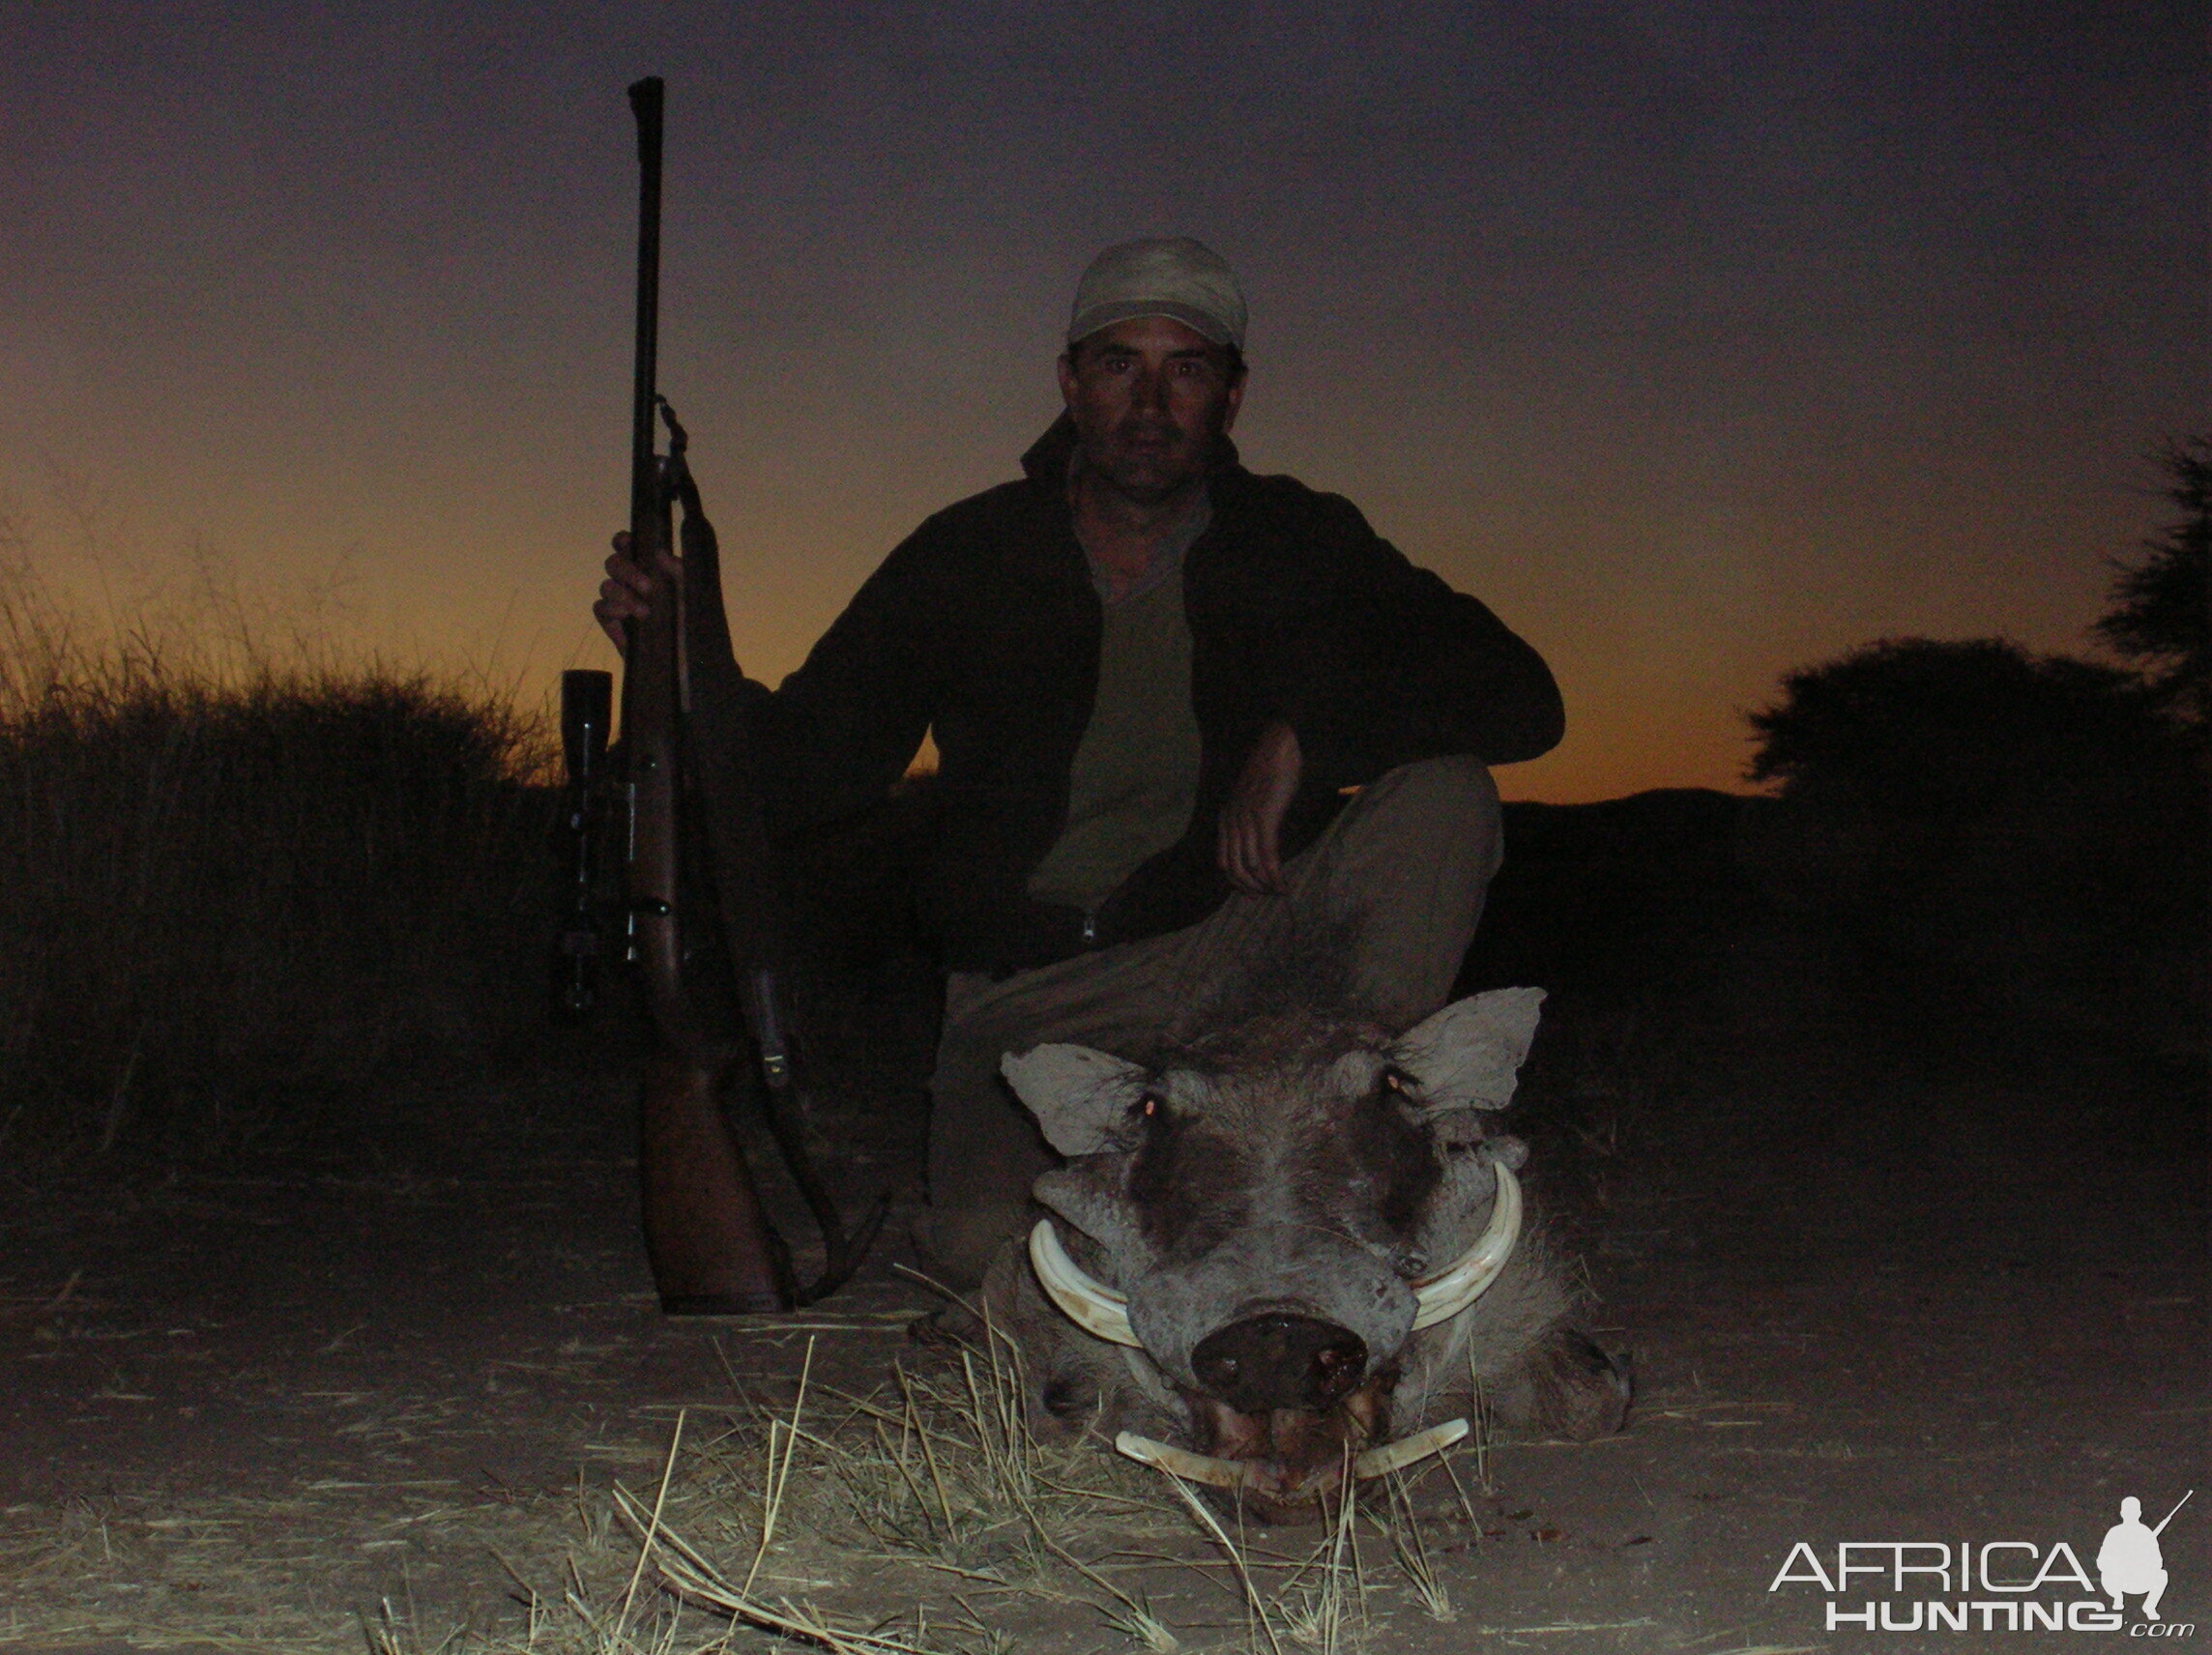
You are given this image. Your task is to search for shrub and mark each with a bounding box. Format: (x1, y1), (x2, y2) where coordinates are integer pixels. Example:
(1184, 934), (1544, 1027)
(1741, 636), (2205, 1052)
(0, 641), (562, 1159)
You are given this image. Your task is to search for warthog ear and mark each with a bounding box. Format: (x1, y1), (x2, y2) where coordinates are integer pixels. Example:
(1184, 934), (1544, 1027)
(1001, 1044), (1149, 1157)
(1391, 987), (1546, 1113)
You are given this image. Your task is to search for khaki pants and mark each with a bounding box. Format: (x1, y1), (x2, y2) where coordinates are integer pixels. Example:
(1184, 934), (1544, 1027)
(921, 755), (1504, 1284)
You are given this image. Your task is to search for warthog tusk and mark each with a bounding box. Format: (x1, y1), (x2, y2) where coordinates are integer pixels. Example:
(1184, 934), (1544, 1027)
(1115, 1431), (1250, 1489)
(1030, 1220), (1140, 1347)
(1352, 1417), (1469, 1478)
(1116, 1417), (1471, 1491)
(1034, 1161), (1517, 1350)
(1408, 1160), (1522, 1330)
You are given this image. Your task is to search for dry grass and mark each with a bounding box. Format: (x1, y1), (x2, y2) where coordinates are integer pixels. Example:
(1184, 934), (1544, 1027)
(567, 1326), (1487, 1655)
(599, 1326), (1185, 1648)
(0, 1312), (1492, 1653)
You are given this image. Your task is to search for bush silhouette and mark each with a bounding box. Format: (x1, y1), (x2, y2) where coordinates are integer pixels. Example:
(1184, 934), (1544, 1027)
(1747, 637), (2172, 817)
(0, 662), (560, 1159)
(1742, 637), (2204, 1050)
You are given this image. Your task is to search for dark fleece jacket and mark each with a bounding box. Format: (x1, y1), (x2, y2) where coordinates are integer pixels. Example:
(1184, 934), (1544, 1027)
(732, 414), (1562, 976)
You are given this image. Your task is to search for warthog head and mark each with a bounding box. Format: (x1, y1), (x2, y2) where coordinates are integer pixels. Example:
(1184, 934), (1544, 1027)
(1001, 987), (1551, 1523)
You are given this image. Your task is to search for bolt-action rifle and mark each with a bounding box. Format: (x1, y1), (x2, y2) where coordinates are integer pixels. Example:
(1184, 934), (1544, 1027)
(606, 75), (886, 1312)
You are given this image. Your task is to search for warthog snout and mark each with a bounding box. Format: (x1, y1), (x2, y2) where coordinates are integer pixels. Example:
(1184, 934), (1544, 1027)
(1191, 1313), (1368, 1413)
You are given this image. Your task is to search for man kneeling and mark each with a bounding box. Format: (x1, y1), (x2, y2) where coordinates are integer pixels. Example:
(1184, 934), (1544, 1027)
(595, 237), (1563, 1283)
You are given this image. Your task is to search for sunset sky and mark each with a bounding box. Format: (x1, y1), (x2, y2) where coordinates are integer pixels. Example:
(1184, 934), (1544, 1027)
(2, 2), (2202, 801)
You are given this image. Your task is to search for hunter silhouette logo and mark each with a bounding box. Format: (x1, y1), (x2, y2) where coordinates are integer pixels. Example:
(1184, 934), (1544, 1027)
(2100, 1491), (2190, 1623)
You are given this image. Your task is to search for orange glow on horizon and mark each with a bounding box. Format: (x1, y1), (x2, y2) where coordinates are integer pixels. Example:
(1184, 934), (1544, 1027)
(1, 6), (2196, 807)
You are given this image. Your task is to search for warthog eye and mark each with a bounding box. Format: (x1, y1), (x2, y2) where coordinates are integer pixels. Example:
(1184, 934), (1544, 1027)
(1132, 1093), (1160, 1120)
(1381, 1067), (1413, 1095)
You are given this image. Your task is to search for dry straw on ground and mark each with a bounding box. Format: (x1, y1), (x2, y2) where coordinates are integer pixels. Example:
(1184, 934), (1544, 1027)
(0, 1321), (1484, 1653)
(570, 1321), (1478, 1655)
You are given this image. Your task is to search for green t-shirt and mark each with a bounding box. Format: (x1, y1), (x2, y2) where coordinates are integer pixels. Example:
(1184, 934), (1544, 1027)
(1026, 503), (1208, 915)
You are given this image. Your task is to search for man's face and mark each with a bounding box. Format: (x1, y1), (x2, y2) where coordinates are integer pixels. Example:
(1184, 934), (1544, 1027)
(1057, 315), (1245, 505)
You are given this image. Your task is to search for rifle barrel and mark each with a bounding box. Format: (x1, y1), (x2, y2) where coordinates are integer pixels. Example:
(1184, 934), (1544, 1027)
(626, 76), (663, 565)
(618, 73), (696, 1043)
(2154, 1490), (2193, 1535)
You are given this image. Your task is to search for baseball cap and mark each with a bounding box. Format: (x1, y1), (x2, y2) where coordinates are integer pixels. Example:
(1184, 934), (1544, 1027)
(1067, 238), (1247, 352)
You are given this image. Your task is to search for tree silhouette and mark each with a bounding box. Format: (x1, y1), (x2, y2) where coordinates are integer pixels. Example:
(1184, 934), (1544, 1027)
(2096, 435), (2209, 740)
(1746, 636), (2165, 816)
(1742, 636), (2202, 1046)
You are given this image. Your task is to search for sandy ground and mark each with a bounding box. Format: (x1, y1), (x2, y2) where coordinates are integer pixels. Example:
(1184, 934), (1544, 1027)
(1, 912), (2204, 1653)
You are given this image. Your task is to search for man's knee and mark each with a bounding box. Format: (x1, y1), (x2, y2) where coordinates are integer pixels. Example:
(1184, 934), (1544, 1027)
(1364, 752), (1499, 812)
(1343, 755), (1502, 877)
(917, 1200), (1030, 1291)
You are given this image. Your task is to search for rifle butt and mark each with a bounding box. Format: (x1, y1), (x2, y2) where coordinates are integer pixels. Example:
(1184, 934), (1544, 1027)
(638, 1051), (790, 1314)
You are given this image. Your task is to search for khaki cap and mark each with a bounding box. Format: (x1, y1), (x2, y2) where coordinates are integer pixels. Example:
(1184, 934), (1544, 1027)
(1067, 238), (1247, 352)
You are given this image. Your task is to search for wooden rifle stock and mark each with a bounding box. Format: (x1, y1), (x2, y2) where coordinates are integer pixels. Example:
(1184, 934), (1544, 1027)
(665, 445), (891, 1305)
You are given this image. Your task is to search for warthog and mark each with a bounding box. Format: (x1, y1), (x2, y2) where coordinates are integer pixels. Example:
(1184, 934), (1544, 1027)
(980, 987), (1628, 1523)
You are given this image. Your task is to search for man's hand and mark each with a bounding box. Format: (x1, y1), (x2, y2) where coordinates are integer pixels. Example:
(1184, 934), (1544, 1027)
(593, 530), (682, 654)
(1217, 721), (1301, 894)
